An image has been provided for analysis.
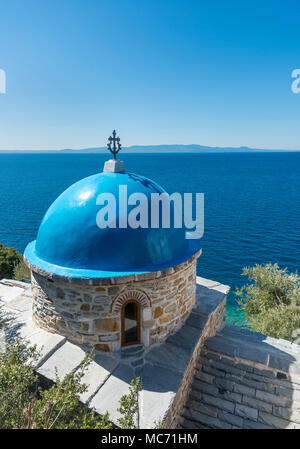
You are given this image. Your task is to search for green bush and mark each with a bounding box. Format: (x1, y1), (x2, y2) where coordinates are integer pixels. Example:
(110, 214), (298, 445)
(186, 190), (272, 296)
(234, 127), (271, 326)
(0, 242), (22, 280)
(117, 377), (142, 429)
(0, 339), (144, 429)
(13, 259), (31, 281)
(0, 242), (30, 281)
(236, 263), (300, 341)
(0, 342), (113, 429)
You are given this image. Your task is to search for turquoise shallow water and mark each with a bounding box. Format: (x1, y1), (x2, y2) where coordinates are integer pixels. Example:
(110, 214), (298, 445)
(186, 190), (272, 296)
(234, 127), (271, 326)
(0, 152), (299, 327)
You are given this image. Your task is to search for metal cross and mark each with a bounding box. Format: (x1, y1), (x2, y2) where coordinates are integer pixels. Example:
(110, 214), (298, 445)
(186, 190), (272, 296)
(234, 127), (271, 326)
(107, 130), (121, 159)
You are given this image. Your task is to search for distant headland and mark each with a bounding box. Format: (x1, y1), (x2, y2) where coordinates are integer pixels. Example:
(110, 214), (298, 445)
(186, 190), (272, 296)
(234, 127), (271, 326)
(0, 144), (300, 154)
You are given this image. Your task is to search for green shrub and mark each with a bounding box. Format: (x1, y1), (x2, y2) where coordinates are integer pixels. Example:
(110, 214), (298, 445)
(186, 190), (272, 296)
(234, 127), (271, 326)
(236, 263), (300, 341)
(117, 377), (142, 429)
(13, 259), (31, 281)
(0, 337), (143, 429)
(0, 341), (111, 429)
(0, 243), (22, 280)
(0, 242), (30, 281)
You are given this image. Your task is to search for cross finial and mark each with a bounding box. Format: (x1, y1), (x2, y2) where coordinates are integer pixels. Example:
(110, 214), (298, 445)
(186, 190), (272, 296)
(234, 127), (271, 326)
(107, 130), (121, 159)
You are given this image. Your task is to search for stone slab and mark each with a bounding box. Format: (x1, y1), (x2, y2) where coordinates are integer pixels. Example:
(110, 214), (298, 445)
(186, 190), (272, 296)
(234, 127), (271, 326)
(79, 353), (119, 403)
(1, 279), (31, 288)
(196, 276), (220, 288)
(137, 363), (182, 429)
(6, 316), (42, 342)
(238, 342), (269, 366)
(186, 311), (208, 330)
(205, 335), (237, 358)
(0, 282), (26, 303)
(166, 324), (202, 352)
(145, 341), (191, 374)
(4, 294), (32, 312)
(212, 284), (231, 295)
(25, 331), (66, 368)
(269, 353), (299, 375)
(222, 326), (300, 359)
(90, 363), (136, 425)
(206, 333), (270, 365)
(220, 324), (267, 343)
(37, 340), (85, 380)
(196, 277), (230, 295)
(194, 288), (226, 317)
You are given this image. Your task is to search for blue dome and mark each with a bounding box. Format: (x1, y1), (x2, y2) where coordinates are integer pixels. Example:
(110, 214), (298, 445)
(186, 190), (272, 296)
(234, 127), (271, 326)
(24, 171), (200, 278)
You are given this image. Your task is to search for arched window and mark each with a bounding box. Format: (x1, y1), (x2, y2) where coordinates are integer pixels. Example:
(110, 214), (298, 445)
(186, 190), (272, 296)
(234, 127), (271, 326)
(121, 300), (141, 347)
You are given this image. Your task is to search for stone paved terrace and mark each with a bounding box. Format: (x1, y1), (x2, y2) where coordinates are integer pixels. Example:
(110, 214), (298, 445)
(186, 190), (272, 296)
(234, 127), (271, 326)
(179, 325), (300, 429)
(0, 276), (228, 428)
(3, 277), (300, 429)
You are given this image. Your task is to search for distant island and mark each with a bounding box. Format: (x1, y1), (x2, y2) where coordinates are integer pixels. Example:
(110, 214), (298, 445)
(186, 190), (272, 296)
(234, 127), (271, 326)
(0, 144), (299, 154)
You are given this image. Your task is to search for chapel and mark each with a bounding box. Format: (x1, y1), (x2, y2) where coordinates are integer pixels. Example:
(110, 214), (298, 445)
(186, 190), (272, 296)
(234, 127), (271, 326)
(24, 131), (201, 352)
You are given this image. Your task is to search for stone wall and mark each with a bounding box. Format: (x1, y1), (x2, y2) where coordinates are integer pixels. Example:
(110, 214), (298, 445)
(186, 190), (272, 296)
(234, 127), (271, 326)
(30, 252), (199, 352)
(179, 324), (300, 429)
(163, 282), (227, 428)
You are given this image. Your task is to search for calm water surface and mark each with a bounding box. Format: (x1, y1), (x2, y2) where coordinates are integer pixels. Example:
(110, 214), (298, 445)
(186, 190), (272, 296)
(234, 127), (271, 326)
(1, 152), (299, 326)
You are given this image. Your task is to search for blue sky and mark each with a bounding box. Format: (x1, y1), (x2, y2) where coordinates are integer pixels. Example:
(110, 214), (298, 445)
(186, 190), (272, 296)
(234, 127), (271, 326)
(0, 0), (299, 150)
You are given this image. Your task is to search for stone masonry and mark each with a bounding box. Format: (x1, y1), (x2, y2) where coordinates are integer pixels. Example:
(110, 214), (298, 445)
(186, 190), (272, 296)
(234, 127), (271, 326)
(179, 325), (300, 429)
(28, 251), (200, 352)
(163, 279), (227, 428)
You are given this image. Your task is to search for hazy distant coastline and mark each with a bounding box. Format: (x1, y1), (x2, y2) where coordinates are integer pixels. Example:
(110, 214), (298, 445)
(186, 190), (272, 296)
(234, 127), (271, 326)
(0, 144), (300, 154)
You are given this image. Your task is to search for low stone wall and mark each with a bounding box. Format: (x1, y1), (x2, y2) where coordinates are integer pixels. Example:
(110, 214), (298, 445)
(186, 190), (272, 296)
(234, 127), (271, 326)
(179, 325), (300, 429)
(30, 252), (199, 352)
(163, 282), (228, 428)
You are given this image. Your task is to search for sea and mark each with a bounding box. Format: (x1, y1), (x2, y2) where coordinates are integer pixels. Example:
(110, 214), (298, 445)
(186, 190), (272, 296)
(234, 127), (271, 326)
(1, 152), (300, 327)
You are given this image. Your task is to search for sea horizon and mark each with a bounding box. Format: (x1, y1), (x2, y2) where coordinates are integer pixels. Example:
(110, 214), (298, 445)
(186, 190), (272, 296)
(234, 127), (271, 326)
(1, 145), (300, 154)
(1, 151), (300, 328)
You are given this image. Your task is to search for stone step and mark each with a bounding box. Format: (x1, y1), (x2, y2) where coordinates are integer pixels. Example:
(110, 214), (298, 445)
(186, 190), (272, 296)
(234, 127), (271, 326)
(121, 344), (143, 353)
(120, 344), (144, 359)
(131, 358), (144, 368)
(121, 350), (144, 360)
